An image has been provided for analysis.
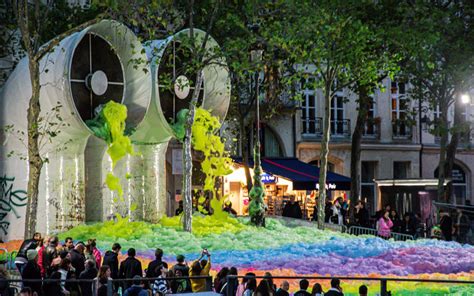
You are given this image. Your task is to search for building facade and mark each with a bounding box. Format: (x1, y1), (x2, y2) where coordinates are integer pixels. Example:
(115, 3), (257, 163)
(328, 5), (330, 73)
(258, 78), (474, 213)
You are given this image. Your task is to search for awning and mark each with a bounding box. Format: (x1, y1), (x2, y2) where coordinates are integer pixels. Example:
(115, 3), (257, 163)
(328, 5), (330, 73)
(233, 157), (351, 191)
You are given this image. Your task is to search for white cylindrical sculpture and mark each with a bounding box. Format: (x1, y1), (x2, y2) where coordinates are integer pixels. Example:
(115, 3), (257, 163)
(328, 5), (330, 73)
(110, 28), (231, 222)
(0, 20), (151, 240)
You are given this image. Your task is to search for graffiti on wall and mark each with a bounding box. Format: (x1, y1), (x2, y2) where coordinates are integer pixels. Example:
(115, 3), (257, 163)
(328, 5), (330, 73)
(0, 175), (28, 235)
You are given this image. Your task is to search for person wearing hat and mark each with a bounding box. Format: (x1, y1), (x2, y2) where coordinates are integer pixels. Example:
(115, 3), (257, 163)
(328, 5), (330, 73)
(123, 275), (148, 296)
(119, 248), (143, 290)
(21, 249), (42, 296)
(15, 232), (42, 274)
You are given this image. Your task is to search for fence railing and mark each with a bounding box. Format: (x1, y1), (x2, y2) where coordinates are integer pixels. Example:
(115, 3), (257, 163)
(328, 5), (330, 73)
(348, 225), (415, 241)
(225, 275), (474, 296)
(322, 222), (348, 233)
(0, 275), (213, 296)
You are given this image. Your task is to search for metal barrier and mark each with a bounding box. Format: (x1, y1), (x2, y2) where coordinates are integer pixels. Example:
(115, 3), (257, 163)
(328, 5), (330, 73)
(348, 226), (414, 241)
(322, 223), (347, 233)
(226, 275), (474, 296)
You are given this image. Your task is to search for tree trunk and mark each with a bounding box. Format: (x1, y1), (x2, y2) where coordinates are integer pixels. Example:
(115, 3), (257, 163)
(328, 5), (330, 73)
(436, 105), (449, 202)
(317, 86), (332, 229)
(182, 72), (204, 232)
(24, 57), (43, 238)
(240, 116), (253, 191)
(444, 94), (462, 203)
(350, 86), (369, 204)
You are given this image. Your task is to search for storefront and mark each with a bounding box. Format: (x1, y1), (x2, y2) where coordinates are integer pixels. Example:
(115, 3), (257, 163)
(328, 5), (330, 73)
(224, 157), (351, 219)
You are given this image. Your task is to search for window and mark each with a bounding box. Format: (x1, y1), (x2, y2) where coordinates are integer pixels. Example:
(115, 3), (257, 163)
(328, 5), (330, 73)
(361, 161), (377, 214)
(331, 91), (345, 136)
(391, 82), (410, 137)
(301, 78), (320, 135)
(363, 96), (377, 136)
(262, 126), (283, 157)
(393, 161), (410, 179)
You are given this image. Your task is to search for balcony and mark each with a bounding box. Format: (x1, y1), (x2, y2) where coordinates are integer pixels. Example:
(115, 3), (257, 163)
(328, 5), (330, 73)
(301, 117), (323, 138)
(331, 119), (351, 138)
(392, 120), (412, 140)
(362, 118), (381, 140)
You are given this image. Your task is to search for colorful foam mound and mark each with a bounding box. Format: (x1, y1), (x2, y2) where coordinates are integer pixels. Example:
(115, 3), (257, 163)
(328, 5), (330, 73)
(58, 216), (474, 295)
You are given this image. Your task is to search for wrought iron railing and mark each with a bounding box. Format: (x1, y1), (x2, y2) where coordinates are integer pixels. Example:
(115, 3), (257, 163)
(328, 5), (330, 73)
(301, 116), (323, 136)
(392, 120), (412, 140)
(331, 119), (351, 138)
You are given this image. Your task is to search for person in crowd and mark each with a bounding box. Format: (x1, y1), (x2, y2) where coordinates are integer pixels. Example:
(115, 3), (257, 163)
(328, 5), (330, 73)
(0, 265), (12, 296)
(15, 232), (42, 274)
(455, 208), (470, 243)
(223, 201), (238, 215)
(190, 249), (211, 292)
(275, 280), (289, 296)
(294, 279), (311, 296)
(19, 287), (34, 296)
(325, 200), (333, 223)
(440, 209), (453, 241)
(102, 242), (121, 292)
(220, 266), (239, 295)
(243, 278), (257, 296)
(341, 198), (350, 225)
(86, 239), (101, 269)
(172, 254), (190, 277)
(37, 236), (49, 278)
(282, 195), (303, 219)
(21, 249), (42, 296)
(44, 271), (62, 295)
(390, 209), (402, 232)
(152, 262), (171, 296)
(57, 257), (72, 295)
(325, 278), (344, 296)
(42, 236), (59, 277)
(79, 259), (98, 296)
(170, 269), (191, 293)
(359, 284), (368, 296)
(119, 248), (143, 290)
(311, 283), (324, 296)
(175, 200), (184, 216)
(331, 197), (344, 225)
(123, 275), (148, 296)
(264, 272), (276, 292)
(377, 210), (394, 239)
(401, 213), (416, 236)
(254, 279), (274, 296)
(146, 248), (164, 279)
(236, 273), (256, 296)
(213, 267), (229, 293)
(62, 237), (74, 252)
(69, 242), (86, 278)
(96, 265), (112, 296)
(353, 200), (369, 227)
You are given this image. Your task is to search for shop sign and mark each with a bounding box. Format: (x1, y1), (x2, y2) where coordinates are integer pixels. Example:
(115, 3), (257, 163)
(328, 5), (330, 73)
(316, 183), (337, 190)
(261, 173), (277, 183)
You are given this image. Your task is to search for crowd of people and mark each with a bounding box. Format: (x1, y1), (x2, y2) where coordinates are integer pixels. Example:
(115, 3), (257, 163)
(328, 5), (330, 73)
(6, 234), (215, 296)
(2, 234), (373, 296)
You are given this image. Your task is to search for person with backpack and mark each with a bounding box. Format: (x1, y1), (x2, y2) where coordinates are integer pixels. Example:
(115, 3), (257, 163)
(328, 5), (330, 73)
(119, 248), (143, 290)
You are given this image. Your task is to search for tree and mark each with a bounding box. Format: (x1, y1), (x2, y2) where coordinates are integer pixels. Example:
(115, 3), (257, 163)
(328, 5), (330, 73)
(11, 0), (102, 237)
(405, 1), (474, 202)
(276, 1), (380, 227)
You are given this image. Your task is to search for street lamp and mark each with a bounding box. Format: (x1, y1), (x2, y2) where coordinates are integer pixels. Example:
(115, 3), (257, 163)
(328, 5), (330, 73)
(461, 93), (471, 105)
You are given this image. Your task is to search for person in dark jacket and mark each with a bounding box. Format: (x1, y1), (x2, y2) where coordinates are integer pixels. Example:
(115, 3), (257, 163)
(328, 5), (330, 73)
(119, 248), (143, 289)
(21, 249), (42, 296)
(0, 265), (12, 296)
(123, 276), (148, 296)
(79, 259), (98, 296)
(353, 201), (369, 227)
(15, 232), (42, 274)
(42, 236), (59, 277)
(282, 196), (303, 219)
(390, 210), (402, 233)
(275, 281), (289, 296)
(102, 243), (121, 280)
(43, 271), (62, 296)
(146, 248), (164, 279)
(440, 209), (453, 241)
(325, 278), (344, 296)
(69, 242), (86, 277)
(171, 254), (189, 276)
(293, 279), (311, 296)
(401, 213), (416, 236)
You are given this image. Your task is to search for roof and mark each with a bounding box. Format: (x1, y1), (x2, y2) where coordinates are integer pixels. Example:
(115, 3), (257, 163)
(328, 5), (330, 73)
(233, 157), (351, 191)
